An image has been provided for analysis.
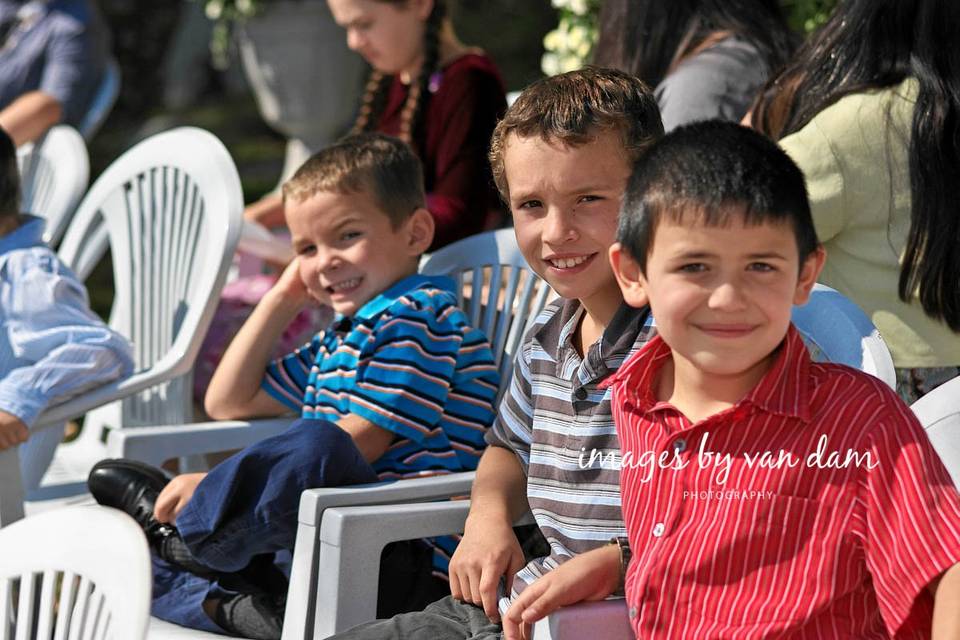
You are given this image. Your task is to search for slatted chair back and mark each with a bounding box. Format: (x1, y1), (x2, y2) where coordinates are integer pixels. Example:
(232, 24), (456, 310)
(420, 228), (554, 402)
(0, 506), (150, 639)
(16, 125), (90, 245)
(57, 127), (244, 430)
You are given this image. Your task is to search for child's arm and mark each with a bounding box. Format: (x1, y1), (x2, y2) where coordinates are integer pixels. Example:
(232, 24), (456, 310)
(204, 259), (309, 420)
(448, 445), (530, 622)
(0, 253), (133, 442)
(932, 563), (960, 639)
(501, 544), (622, 640)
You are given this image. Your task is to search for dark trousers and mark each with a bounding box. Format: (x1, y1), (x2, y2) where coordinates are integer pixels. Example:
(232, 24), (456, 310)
(329, 596), (503, 639)
(152, 419), (381, 633)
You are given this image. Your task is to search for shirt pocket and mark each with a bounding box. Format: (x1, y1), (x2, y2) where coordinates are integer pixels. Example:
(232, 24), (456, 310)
(676, 490), (854, 626)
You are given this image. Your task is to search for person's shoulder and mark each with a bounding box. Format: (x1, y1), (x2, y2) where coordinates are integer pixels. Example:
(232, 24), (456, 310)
(45, 0), (93, 31)
(377, 277), (472, 332)
(437, 50), (506, 96)
(807, 361), (912, 430)
(1, 244), (62, 279)
(800, 79), (916, 140)
(442, 50), (501, 77)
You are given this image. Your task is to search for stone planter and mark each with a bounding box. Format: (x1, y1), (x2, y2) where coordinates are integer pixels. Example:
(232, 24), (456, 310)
(237, 0), (367, 180)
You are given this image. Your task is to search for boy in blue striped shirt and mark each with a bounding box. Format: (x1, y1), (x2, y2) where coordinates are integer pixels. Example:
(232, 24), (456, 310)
(89, 133), (500, 638)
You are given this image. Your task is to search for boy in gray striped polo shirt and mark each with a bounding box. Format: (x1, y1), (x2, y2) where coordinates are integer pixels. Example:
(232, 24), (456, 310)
(330, 67), (664, 639)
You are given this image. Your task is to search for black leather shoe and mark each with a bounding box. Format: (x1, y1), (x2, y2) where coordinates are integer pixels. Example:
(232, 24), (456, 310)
(88, 459), (216, 578)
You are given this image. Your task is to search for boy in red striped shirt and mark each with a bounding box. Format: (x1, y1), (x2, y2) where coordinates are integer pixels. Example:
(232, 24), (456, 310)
(503, 121), (960, 638)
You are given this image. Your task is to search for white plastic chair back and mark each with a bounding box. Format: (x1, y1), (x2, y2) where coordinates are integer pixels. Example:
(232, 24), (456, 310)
(791, 283), (897, 388)
(16, 125), (90, 245)
(57, 127), (244, 431)
(420, 228), (554, 401)
(913, 375), (960, 490)
(0, 506), (150, 639)
(78, 58), (121, 141)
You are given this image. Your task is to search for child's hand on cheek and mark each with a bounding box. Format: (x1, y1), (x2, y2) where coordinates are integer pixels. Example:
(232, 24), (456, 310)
(272, 257), (314, 307)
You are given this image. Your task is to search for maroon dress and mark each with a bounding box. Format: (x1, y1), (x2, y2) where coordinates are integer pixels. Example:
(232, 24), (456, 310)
(376, 52), (507, 250)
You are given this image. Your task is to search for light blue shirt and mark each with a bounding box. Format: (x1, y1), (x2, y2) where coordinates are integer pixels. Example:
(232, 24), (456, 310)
(0, 215), (132, 427)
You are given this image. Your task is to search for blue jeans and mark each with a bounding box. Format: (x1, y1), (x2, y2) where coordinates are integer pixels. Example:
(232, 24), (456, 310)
(151, 419), (380, 633)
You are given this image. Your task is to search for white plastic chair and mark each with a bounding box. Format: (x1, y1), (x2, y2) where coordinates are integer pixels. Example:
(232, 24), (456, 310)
(0, 505), (151, 639)
(792, 283), (896, 388)
(913, 375), (960, 489)
(109, 228), (553, 466)
(8, 127), (244, 510)
(78, 58), (121, 141)
(16, 124), (90, 245)
(103, 229), (552, 639)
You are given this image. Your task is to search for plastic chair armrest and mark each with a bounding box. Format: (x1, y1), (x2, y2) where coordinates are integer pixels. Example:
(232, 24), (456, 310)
(106, 418), (296, 466)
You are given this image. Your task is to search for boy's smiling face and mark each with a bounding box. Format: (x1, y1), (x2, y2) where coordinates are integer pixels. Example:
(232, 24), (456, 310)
(504, 129), (631, 322)
(286, 188), (430, 316)
(614, 208), (824, 386)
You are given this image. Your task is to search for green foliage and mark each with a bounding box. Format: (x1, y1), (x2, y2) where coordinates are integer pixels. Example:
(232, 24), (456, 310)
(541, 0), (840, 75)
(781, 0), (838, 34)
(196, 0), (265, 68)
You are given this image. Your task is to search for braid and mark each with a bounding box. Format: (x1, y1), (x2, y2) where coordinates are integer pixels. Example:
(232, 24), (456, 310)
(399, 1), (444, 147)
(352, 71), (391, 134)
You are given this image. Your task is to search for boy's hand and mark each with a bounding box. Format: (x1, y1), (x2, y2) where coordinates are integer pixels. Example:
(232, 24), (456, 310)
(0, 411), (29, 450)
(272, 257), (314, 307)
(501, 544), (621, 640)
(448, 514), (526, 623)
(154, 472), (207, 524)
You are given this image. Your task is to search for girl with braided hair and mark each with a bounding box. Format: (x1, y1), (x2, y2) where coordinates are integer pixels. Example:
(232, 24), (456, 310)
(249, 0), (507, 249)
(331, 0), (507, 248)
(199, 0), (505, 404)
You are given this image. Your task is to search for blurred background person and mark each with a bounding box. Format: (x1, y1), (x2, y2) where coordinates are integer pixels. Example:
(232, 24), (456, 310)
(0, 0), (108, 145)
(749, 0), (960, 402)
(592, 0), (795, 131)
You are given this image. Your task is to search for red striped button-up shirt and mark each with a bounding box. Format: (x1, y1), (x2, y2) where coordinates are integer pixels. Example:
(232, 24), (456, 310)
(609, 325), (960, 638)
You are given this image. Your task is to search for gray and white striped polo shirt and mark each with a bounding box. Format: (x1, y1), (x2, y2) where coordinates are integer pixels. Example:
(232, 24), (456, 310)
(486, 298), (654, 594)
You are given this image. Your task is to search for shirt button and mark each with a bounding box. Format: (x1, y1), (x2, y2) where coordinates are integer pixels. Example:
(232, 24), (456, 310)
(573, 388), (587, 401)
(652, 522), (665, 537)
(628, 606), (638, 619)
(672, 438), (687, 452)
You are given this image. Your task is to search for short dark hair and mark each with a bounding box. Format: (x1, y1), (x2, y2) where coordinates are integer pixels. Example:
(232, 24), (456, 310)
(489, 66), (663, 200)
(282, 132), (425, 228)
(0, 127), (19, 221)
(618, 121), (819, 270)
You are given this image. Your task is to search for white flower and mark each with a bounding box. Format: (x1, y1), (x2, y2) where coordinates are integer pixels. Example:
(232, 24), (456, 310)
(205, 0), (223, 20)
(236, 0), (254, 15)
(542, 52), (561, 76)
(568, 0), (589, 16)
(566, 23), (588, 49)
(543, 28), (563, 52)
(559, 54), (582, 73)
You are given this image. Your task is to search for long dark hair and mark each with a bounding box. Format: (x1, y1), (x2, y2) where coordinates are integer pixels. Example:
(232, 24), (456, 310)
(592, 0), (795, 90)
(752, 0), (960, 331)
(0, 127), (19, 220)
(351, 0), (445, 152)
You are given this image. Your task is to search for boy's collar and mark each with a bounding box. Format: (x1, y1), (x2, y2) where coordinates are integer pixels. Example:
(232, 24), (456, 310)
(0, 214), (45, 253)
(612, 324), (812, 422)
(535, 298), (650, 364)
(336, 273), (456, 324)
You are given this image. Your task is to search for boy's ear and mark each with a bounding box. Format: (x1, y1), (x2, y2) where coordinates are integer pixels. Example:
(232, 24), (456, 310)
(792, 245), (827, 306)
(609, 242), (648, 309)
(413, 0), (434, 21)
(403, 207), (435, 256)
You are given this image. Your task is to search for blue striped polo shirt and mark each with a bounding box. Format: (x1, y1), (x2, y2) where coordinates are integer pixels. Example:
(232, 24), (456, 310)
(263, 274), (500, 478)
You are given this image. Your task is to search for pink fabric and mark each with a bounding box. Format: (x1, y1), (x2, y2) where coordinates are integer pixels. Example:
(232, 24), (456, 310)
(193, 274), (332, 403)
